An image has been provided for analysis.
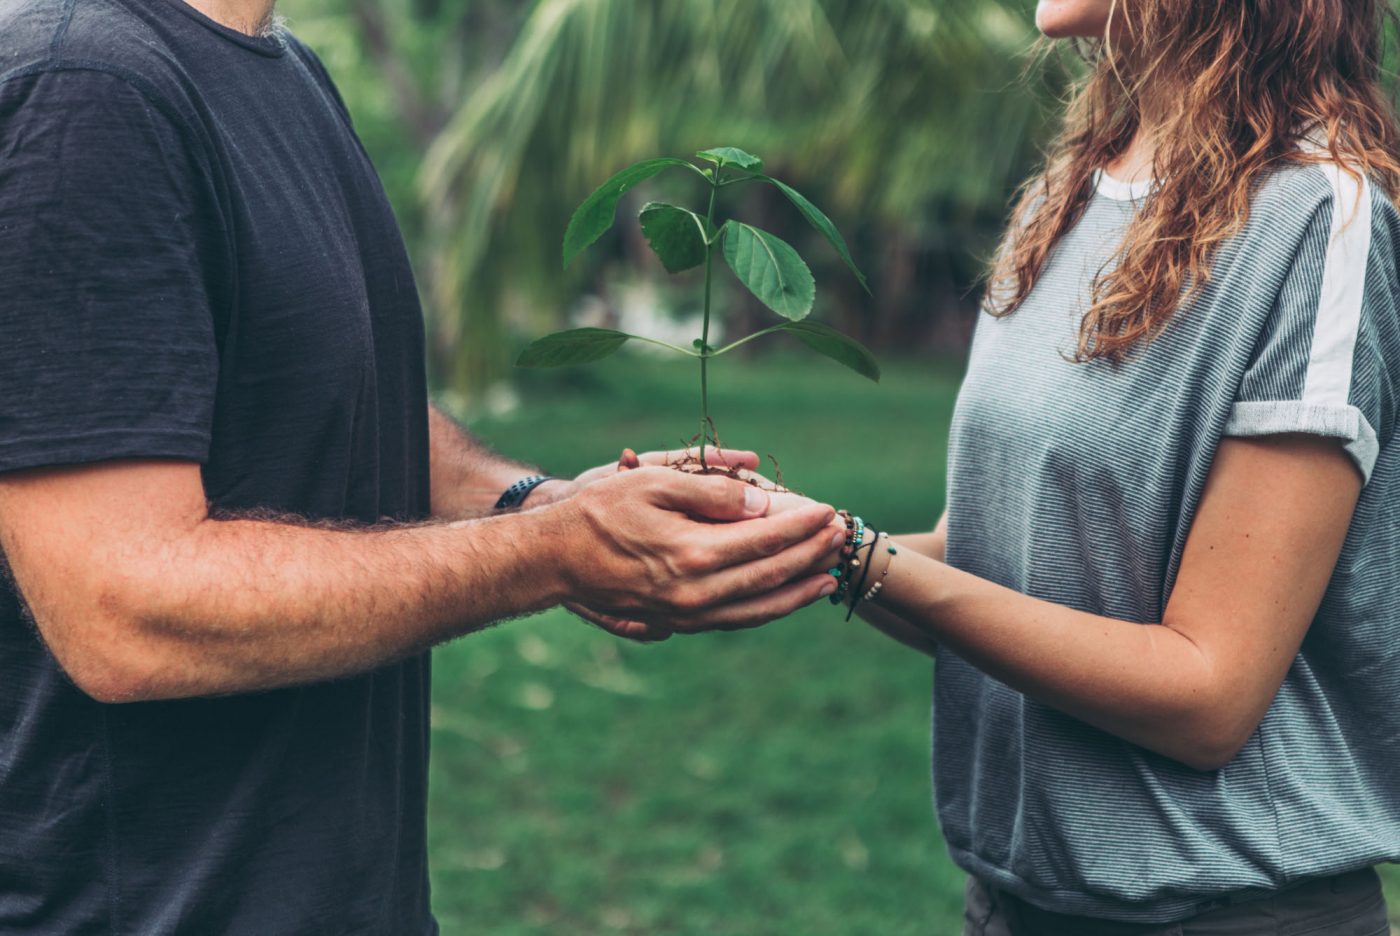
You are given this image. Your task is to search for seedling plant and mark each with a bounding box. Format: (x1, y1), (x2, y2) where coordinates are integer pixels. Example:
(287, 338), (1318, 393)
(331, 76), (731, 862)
(518, 146), (877, 477)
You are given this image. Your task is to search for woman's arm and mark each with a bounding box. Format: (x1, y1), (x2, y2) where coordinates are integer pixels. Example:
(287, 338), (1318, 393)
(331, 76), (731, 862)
(851, 435), (1360, 770)
(895, 512), (948, 562)
(857, 512), (946, 656)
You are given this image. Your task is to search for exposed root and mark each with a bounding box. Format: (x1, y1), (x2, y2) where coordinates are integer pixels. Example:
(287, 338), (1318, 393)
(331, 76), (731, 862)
(767, 454), (787, 492)
(664, 431), (795, 494)
(615, 430), (800, 495)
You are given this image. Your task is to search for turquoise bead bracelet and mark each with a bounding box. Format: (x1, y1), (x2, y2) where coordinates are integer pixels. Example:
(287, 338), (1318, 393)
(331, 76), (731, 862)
(829, 511), (868, 605)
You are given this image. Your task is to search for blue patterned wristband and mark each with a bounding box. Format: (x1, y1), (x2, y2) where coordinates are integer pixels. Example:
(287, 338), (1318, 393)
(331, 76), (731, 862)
(494, 474), (555, 510)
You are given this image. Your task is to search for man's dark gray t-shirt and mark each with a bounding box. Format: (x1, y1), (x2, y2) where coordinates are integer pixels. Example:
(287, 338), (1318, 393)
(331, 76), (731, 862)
(0, 0), (434, 932)
(940, 165), (1400, 922)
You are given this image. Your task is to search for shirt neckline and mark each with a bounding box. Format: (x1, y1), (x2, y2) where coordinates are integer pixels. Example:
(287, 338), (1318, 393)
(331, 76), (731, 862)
(1093, 168), (1154, 202)
(148, 0), (288, 57)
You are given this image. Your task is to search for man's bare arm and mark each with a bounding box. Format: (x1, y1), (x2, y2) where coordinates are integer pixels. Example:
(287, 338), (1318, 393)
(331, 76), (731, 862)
(0, 461), (842, 704)
(428, 404), (568, 518)
(427, 405), (762, 519)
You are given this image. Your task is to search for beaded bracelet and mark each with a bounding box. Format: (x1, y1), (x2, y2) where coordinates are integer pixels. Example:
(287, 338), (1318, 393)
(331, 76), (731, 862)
(828, 511), (868, 605)
(859, 534), (898, 605)
(832, 527), (900, 620)
(839, 511), (865, 554)
(844, 529), (880, 622)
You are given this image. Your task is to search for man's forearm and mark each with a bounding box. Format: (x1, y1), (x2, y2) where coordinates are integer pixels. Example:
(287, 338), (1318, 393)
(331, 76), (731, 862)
(428, 404), (564, 518)
(2, 460), (842, 704)
(54, 508), (569, 702)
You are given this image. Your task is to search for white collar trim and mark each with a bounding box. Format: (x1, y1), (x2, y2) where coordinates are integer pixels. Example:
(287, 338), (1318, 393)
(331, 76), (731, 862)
(1094, 168), (1154, 201)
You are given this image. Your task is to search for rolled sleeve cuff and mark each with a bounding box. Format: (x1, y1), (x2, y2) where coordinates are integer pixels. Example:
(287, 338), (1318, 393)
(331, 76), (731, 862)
(1224, 400), (1379, 484)
(0, 428), (210, 475)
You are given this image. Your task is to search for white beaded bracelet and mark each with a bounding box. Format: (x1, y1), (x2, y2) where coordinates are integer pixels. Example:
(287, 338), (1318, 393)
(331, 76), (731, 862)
(860, 533), (897, 603)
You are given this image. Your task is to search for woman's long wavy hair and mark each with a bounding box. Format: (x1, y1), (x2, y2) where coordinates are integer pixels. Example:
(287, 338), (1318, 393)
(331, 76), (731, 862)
(987, 0), (1400, 363)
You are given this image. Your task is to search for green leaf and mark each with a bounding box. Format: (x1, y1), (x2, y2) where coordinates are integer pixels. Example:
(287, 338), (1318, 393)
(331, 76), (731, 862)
(696, 147), (763, 171)
(775, 321), (880, 382)
(563, 158), (692, 268)
(764, 177), (870, 294)
(516, 328), (632, 368)
(638, 202), (709, 273)
(721, 221), (815, 321)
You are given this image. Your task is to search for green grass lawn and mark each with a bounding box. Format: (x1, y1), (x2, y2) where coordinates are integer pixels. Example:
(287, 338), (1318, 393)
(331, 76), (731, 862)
(428, 353), (1399, 935)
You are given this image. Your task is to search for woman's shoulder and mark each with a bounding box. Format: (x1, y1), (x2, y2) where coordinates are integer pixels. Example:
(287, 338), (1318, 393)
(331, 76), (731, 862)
(1250, 160), (1400, 243)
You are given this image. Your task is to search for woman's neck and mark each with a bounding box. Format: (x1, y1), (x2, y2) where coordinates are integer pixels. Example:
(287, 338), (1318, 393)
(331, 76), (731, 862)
(1106, 95), (1172, 182)
(1105, 123), (1161, 183)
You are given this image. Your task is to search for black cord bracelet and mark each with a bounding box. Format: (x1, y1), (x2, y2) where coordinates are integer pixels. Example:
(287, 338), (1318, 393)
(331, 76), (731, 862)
(494, 474), (555, 510)
(845, 529), (880, 622)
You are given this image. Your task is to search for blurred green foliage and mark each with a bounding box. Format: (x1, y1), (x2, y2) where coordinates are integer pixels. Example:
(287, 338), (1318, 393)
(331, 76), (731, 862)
(429, 354), (961, 934)
(280, 0), (1057, 400)
(265, 5), (1400, 930)
(428, 352), (1400, 933)
(262, 4), (1048, 927)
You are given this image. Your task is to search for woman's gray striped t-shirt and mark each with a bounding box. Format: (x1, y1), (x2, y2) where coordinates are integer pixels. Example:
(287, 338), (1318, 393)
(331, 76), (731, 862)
(939, 163), (1400, 923)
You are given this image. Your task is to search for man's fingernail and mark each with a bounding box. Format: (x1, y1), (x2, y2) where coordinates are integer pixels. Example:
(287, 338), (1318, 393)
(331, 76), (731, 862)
(744, 487), (769, 514)
(820, 579), (838, 597)
(829, 530), (844, 549)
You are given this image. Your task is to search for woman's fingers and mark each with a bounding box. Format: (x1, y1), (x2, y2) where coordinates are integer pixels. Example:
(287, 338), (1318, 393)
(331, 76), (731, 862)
(565, 603), (674, 643)
(635, 447), (761, 470)
(664, 573), (837, 633)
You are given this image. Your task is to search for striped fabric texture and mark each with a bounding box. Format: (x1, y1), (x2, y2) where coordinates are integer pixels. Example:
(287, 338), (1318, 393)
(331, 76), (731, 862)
(937, 163), (1400, 923)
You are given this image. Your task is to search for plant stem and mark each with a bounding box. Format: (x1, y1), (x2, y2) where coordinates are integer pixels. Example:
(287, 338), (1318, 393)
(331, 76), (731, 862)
(699, 164), (721, 468)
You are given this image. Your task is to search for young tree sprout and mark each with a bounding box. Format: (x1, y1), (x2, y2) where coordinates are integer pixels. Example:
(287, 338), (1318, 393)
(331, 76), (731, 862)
(518, 146), (877, 467)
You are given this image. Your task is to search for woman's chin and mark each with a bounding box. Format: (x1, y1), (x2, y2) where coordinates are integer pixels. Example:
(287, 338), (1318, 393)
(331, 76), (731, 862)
(1037, 17), (1105, 39)
(1034, 3), (1110, 39)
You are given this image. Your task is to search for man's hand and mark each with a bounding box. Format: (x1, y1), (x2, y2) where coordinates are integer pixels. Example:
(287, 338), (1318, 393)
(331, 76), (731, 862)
(548, 468), (844, 634)
(560, 457), (835, 641)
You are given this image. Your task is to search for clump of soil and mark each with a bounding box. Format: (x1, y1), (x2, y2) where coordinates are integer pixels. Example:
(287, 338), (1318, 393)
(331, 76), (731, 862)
(617, 426), (791, 494)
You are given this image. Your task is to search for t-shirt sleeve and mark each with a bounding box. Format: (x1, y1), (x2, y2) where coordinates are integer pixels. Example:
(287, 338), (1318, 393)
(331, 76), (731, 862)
(1223, 170), (1398, 484)
(0, 68), (220, 474)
